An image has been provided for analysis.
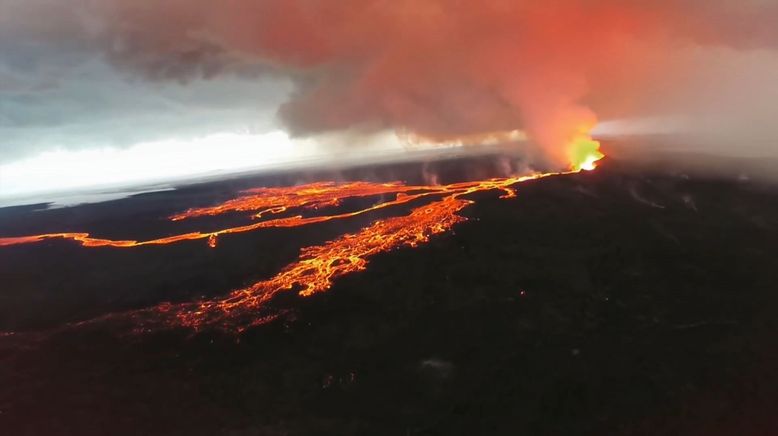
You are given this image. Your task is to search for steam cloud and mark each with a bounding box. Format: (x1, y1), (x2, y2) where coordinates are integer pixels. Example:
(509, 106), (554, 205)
(4, 0), (778, 168)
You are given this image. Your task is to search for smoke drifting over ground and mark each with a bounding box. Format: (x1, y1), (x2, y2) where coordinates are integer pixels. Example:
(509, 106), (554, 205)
(2, 0), (778, 168)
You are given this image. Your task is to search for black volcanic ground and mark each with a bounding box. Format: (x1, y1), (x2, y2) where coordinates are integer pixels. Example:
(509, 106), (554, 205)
(1, 156), (777, 435)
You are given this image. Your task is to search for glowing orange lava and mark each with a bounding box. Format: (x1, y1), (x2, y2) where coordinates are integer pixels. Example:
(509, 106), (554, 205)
(0, 180), (518, 250)
(0, 165), (599, 332)
(154, 175), (547, 331)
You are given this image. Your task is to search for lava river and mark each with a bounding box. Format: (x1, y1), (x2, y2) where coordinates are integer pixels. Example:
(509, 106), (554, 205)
(0, 168), (594, 333)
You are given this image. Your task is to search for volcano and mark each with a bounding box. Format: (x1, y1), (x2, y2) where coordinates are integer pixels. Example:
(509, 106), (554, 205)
(1, 154), (777, 435)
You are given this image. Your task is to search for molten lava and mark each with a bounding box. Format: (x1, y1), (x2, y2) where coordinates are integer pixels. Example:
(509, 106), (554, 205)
(0, 179), (522, 250)
(0, 146), (603, 332)
(152, 176), (544, 331)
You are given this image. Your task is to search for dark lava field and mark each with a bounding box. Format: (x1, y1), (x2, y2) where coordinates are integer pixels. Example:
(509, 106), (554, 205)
(1, 155), (777, 435)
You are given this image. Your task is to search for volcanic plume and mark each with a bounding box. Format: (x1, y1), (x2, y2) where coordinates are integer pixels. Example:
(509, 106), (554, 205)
(94, 0), (630, 166)
(52, 1), (778, 164)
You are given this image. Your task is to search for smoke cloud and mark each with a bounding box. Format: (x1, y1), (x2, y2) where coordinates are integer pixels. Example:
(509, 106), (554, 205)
(3, 0), (778, 168)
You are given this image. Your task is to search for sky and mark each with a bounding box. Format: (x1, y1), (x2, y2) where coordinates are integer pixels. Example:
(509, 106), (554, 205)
(2, 0), (778, 198)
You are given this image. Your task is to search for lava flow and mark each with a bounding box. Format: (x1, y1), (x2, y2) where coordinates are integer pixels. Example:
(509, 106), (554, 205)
(143, 175), (546, 332)
(0, 142), (603, 332)
(0, 179), (519, 249)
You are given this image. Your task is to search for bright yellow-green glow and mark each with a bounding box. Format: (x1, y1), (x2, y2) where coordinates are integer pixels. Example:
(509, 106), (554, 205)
(568, 134), (604, 172)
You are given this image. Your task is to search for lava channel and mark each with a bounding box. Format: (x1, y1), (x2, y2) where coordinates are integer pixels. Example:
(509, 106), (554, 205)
(0, 170), (596, 333)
